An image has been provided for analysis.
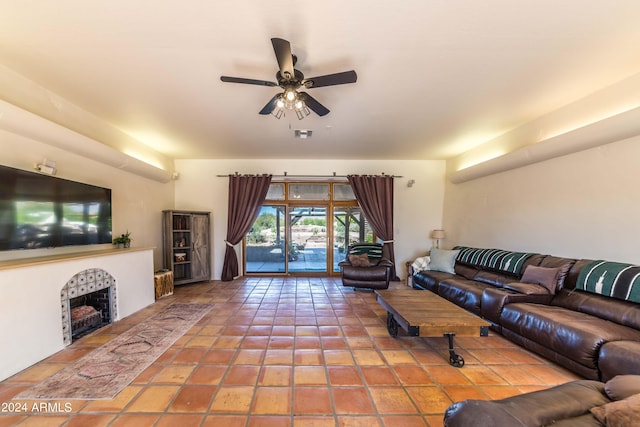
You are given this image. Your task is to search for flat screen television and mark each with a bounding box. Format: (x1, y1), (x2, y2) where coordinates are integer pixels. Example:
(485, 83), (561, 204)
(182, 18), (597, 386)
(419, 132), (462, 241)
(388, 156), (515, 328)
(0, 165), (112, 251)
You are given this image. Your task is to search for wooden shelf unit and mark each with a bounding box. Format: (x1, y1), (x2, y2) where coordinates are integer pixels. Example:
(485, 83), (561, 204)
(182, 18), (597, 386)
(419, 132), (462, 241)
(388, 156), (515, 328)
(162, 210), (211, 285)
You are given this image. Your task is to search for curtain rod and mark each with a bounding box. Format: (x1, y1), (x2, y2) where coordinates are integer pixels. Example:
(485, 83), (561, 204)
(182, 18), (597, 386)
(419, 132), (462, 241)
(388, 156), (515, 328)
(215, 172), (404, 178)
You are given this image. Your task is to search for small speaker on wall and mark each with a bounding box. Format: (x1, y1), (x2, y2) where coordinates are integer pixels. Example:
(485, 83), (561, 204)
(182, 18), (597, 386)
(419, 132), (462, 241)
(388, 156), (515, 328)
(34, 158), (57, 175)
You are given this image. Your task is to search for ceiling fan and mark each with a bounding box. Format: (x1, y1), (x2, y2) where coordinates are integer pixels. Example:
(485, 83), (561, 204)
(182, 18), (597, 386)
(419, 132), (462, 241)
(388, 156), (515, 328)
(220, 38), (357, 119)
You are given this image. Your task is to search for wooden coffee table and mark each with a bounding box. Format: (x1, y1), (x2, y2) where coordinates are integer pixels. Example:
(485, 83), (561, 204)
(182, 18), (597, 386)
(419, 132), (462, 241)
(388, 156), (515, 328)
(375, 289), (490, 367)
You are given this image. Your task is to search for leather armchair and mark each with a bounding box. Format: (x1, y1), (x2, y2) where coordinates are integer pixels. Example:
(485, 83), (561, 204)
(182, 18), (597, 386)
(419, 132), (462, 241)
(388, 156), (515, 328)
(339, 243), (393, 290)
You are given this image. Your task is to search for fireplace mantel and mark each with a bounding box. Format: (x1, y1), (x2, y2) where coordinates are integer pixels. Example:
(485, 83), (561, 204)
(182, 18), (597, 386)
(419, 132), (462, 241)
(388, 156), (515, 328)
(0, 247), (155, 381)
(0, 247), (154, 271)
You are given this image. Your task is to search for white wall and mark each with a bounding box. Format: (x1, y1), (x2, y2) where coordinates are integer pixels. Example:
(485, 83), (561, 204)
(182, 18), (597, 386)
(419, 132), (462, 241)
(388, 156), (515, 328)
(0, 249), (155, 381)
(442, 136), (640, 263)
(174, 159), (446, 280)
(0, 128), (174, 269)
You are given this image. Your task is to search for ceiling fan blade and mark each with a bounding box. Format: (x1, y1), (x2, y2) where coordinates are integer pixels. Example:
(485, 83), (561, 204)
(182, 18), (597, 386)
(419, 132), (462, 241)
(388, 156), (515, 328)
(299, 92), (330, 116)
(271, 38), (295, 80)
(259, 94), (281, 115)
(302, 70), (357, 88)
(221, 76), (278, 87)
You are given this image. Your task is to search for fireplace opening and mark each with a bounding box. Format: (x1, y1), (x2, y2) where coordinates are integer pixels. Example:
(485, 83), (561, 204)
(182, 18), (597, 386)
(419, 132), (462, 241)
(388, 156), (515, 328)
(69, 288), (112, 340)
(61, 268), (118, 346)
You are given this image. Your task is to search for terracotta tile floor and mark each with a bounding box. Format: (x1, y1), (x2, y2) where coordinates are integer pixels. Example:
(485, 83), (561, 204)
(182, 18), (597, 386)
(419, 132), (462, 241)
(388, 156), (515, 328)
(0, 278), (580, 426)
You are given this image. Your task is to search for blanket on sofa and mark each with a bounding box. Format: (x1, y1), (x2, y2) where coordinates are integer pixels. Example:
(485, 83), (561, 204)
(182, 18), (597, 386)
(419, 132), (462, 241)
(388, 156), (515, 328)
(576, 260), (640, 303)
(455, 246), (534, 276)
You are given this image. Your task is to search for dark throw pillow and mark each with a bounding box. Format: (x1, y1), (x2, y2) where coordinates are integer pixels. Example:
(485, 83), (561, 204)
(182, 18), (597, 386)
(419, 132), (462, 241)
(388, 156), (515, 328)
(349, 253), (370, 267)
(520, 265), (561, 294)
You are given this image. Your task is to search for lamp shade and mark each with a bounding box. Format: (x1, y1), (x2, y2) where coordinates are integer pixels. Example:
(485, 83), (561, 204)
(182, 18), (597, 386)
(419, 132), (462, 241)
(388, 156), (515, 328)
(431, 229), (445, 239)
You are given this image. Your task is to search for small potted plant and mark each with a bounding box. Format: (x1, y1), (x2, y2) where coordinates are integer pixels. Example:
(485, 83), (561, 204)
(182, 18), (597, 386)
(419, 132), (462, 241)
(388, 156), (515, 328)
(113, 231), (132, 248)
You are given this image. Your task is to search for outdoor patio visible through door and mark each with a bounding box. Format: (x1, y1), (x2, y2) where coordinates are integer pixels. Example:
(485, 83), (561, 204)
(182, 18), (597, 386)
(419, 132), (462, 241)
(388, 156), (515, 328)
(243, 182), (374, 275)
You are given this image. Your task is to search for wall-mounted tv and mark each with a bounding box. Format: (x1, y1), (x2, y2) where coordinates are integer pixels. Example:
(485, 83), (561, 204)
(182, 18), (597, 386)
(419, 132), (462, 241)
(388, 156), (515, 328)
(0, 165), (112, 251)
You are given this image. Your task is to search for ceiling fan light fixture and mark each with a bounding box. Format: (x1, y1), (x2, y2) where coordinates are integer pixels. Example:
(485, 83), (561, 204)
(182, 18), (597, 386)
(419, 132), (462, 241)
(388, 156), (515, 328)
(295, 107), (310, 120)
(285, 89), (296, 102)
(221, 38), (357, 120)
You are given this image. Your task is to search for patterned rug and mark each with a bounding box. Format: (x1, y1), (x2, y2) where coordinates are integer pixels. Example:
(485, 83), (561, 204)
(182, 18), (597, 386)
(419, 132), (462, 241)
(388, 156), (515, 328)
(16, 302), (213, 400)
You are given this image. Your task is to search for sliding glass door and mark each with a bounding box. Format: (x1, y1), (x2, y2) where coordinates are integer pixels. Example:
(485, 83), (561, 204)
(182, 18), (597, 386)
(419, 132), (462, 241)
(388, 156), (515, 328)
(288, 206), (327, 273)
(245, 206), (286, 273)
(244, 182), (373, 276)
(332, 206), (373, 272)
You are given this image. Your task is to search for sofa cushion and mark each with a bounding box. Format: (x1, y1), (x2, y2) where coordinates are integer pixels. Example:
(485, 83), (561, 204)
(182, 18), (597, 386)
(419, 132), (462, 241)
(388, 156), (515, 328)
(454, 263), (478, 280)
(520, 265), (560, 294)
(474, 271), (515, 288)
(438, 279), (492, 315)
(500, 303), (640, 372)
(429, 248), (460, 274)
(605, 375), (640, 401)
(348, 253), (370, 267)
(504, 282), (551, 295)
(552, 290), (640, 331)
(590, 392), (640, 427)
(341, 262), (391, 290)
(412, 270), (456, 292)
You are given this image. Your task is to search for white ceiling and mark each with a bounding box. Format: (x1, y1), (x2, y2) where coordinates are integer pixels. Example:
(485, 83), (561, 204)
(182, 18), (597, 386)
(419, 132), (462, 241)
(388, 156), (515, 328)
(2, 1), (640, 161)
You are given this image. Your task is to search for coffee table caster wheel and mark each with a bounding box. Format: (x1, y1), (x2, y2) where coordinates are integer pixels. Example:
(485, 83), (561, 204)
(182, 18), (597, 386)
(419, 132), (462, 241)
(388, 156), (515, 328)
(445, 333), (465, 367)
(449, 354), (465, 368)
(387, 312), (398, 337)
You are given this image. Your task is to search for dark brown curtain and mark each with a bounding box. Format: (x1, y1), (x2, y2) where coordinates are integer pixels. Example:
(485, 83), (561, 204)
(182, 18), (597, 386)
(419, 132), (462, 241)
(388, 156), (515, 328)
(221, 174), (272, 281)
(347, 174), (399, 280)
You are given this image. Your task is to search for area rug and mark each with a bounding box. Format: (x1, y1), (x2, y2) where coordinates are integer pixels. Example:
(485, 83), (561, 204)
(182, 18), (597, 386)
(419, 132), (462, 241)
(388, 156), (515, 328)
(16, 302), (213, 400)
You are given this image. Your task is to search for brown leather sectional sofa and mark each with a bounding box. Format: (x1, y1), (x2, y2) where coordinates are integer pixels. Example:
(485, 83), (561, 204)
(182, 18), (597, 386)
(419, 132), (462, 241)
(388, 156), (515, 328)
(412, 247), (640, 382)
(444, 375), (640, 426)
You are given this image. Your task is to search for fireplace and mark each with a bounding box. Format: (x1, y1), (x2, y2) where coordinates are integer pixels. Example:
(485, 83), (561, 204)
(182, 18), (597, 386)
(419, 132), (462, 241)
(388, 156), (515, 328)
(61, 268), (118, 345)
(69, 287), (111, 339)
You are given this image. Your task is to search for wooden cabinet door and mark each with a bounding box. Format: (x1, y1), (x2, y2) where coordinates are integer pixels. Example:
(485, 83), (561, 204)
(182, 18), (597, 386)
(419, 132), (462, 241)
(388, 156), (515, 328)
(190, 213), (210, 282)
